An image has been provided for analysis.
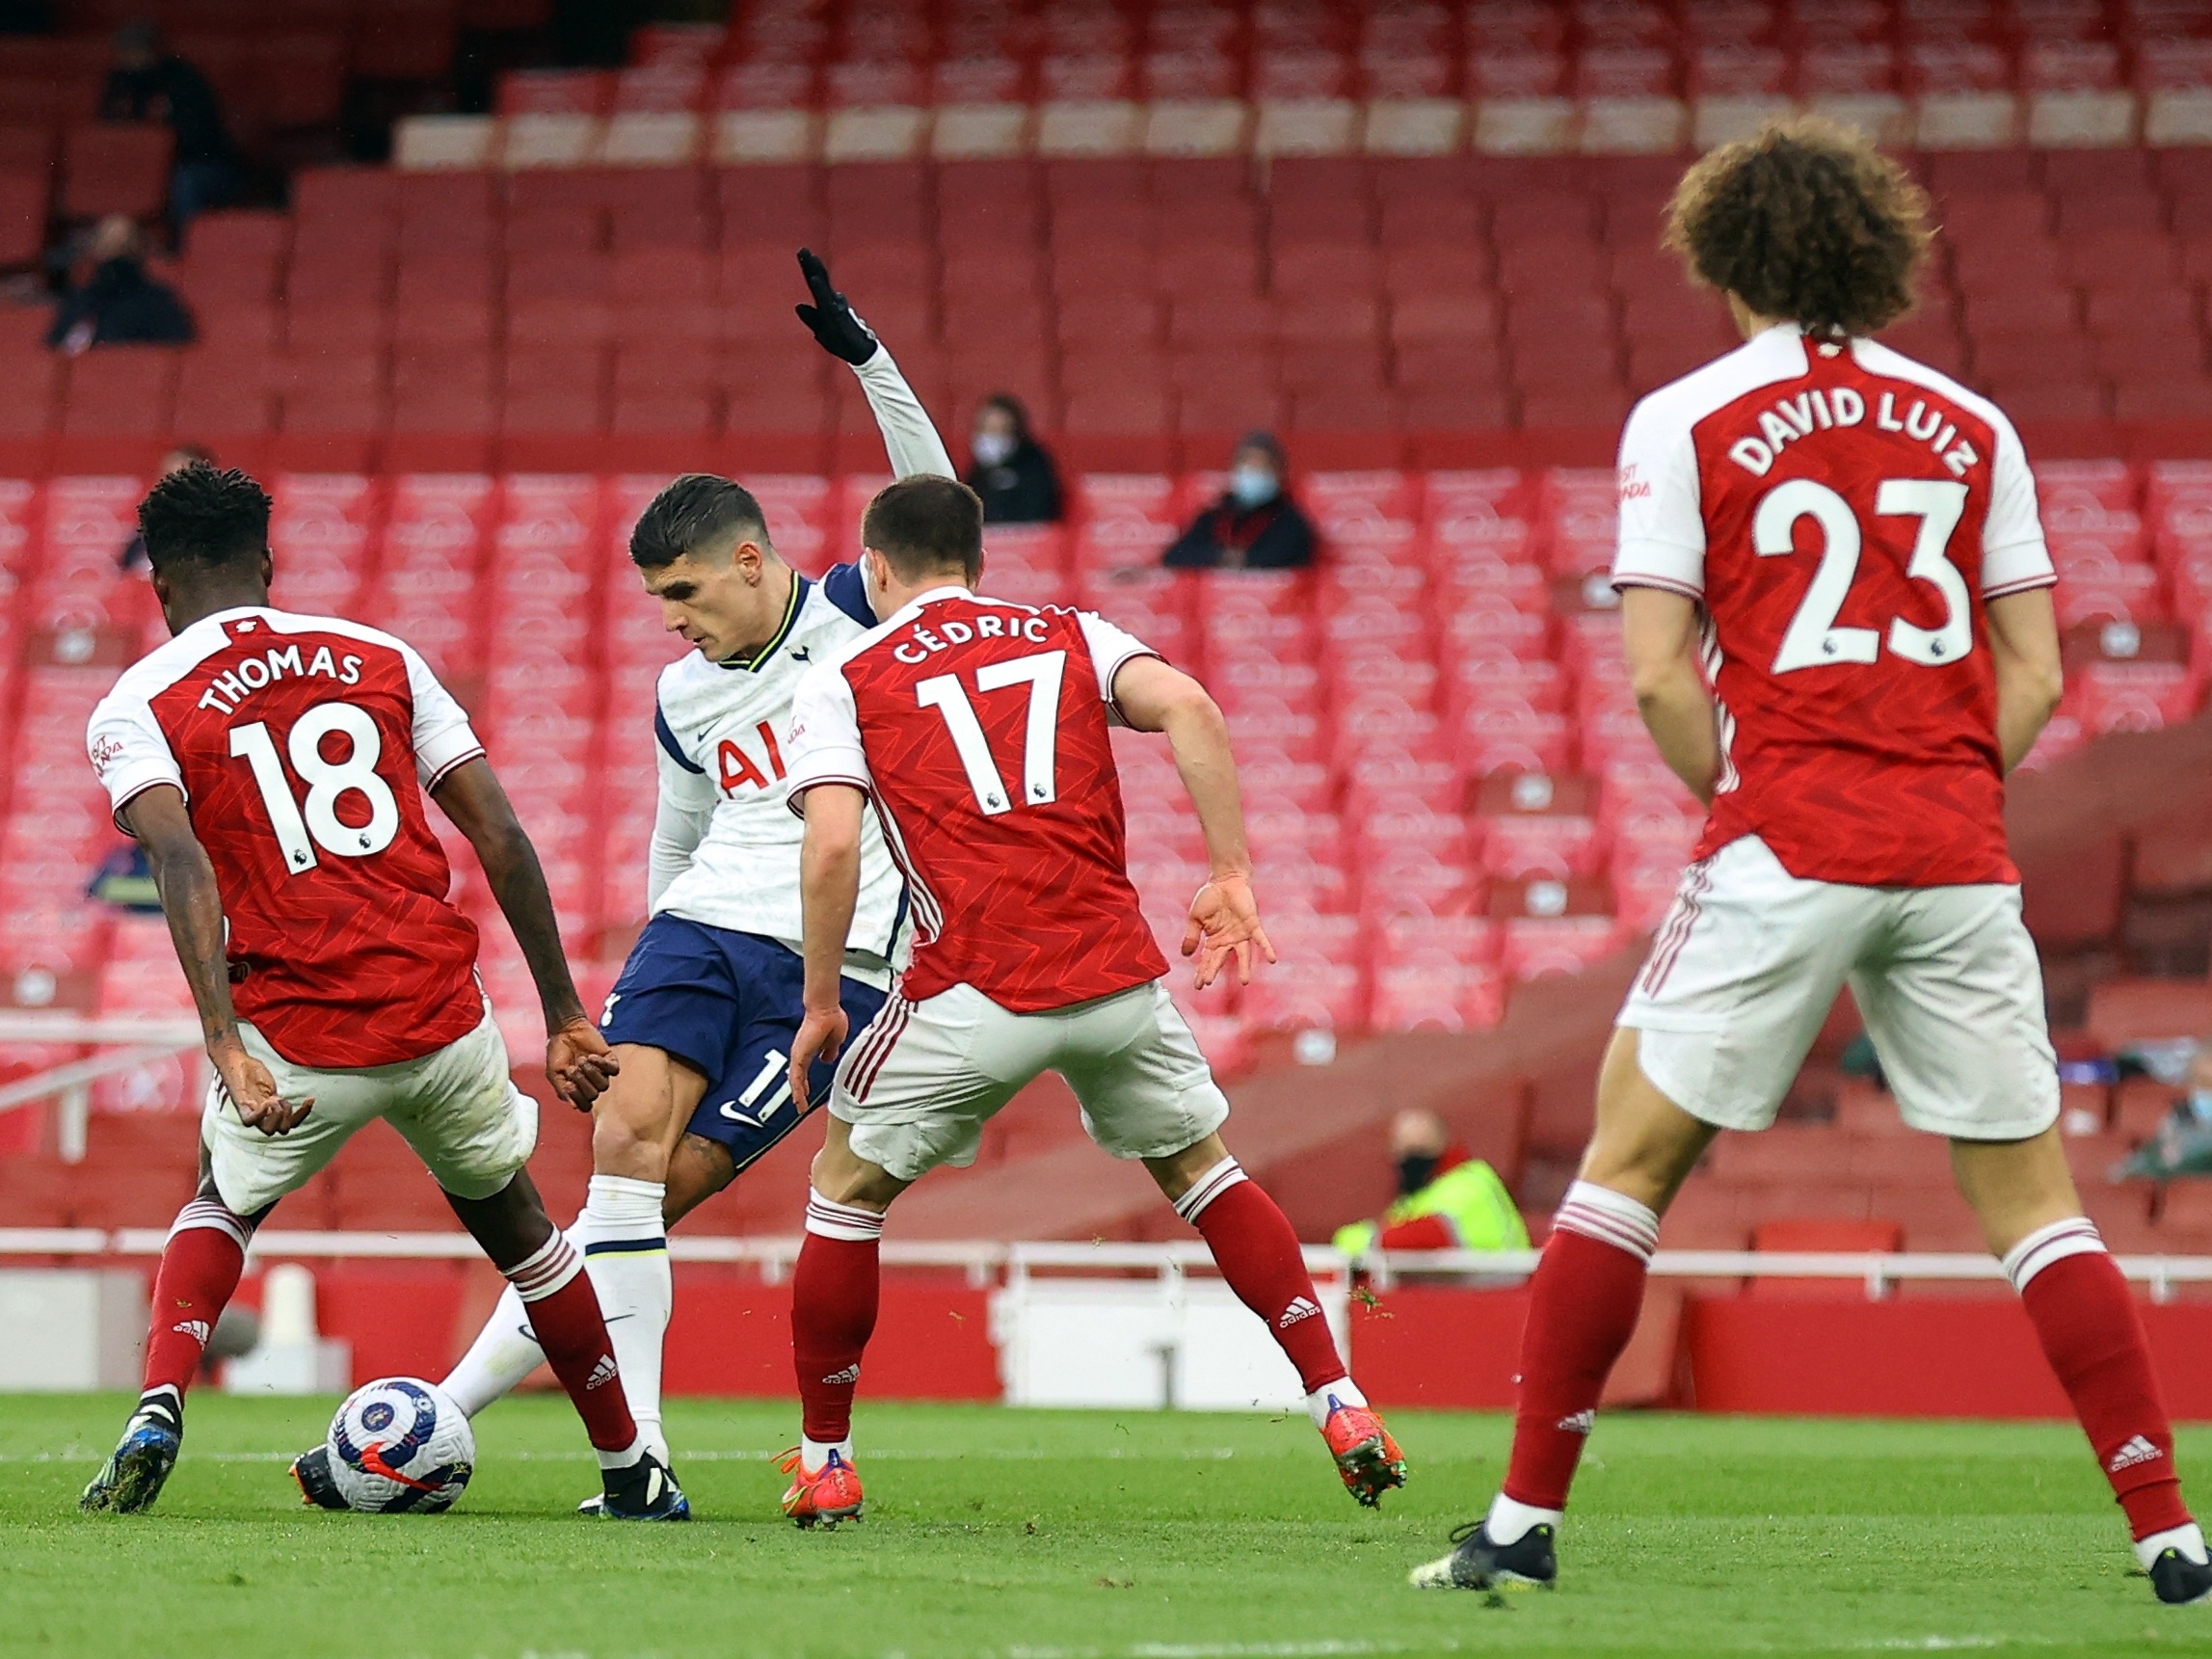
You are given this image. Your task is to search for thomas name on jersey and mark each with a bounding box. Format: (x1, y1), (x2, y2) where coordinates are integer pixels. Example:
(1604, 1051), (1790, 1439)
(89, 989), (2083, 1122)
(190, 640), (367, 717)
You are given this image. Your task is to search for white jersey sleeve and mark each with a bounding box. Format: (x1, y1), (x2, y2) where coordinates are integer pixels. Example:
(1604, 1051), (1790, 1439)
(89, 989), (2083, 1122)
(784, 659), (873, 812)
(852, 347), (955, 481)
(646, 711), (719, 911)
(87, 684), (184, 830)
(1076, 611), (1163, 716)
(402, 643), (486, 788)
(1612, 394), (1708, 600)
(1981, 412), (2057, 598)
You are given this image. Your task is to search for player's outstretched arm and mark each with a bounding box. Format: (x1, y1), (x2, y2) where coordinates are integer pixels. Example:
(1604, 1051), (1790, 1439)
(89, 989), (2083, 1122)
(788, 782), (864, 1109)
(431, 757), (617, 1110)
(1620, 586), (1721, 807)
(1985, 587), (2065, 774)
(125, 785), (312, 1137)
(794, 248), (956, 481)
(1111, 655), (1276, 989)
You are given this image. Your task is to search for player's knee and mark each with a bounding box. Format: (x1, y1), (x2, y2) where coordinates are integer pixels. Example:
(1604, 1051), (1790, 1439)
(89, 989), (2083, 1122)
(809, 1141), (899, 1209)
(590, 1101), (671, 1181)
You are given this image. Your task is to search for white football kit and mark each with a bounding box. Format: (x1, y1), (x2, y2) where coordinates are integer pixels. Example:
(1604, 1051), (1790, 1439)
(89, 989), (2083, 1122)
(644, 348), (949, 985)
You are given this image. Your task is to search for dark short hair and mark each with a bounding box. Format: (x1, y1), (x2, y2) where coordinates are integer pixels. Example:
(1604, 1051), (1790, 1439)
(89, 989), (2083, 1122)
(137, 463), (270, 575)
(629, 473), (770, 569)
(862, 476), (984, 584)
(1665, 117), (1932, 338)
(979, 393), (1030, 440)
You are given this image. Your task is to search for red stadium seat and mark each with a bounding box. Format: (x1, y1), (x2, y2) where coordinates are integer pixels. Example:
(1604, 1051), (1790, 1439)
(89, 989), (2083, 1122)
(59, 121), (173, 220)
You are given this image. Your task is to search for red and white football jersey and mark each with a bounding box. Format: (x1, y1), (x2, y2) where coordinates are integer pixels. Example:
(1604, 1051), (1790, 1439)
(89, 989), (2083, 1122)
(1613, 325), (2057, 889)
(786, 588), (1169, 1012)
(87, 606), (489, 1067)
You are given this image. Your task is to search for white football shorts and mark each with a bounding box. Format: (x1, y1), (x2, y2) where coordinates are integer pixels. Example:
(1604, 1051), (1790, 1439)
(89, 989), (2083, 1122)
(830, 978), (1230, 1183)
(202, 1003), (538, 1216)
(1619, 835), (2059, 1140)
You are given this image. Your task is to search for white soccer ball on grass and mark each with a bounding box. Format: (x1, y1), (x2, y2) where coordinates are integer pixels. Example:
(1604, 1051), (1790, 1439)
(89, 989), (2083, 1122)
(325, 1377), (474, 1513)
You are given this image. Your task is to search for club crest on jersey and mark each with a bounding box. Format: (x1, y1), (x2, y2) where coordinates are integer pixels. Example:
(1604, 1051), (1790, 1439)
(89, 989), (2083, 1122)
(196, 643), (363, 716)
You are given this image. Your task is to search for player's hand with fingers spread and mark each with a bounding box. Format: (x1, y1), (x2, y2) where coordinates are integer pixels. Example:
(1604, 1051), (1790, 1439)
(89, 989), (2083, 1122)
(793, 248), (880, 365)
(788, 1003), (849, 1111)
(1183, 870), (1277, 990)
(546, 1014), (620, 1112)
(212, 1041), (313, 1137)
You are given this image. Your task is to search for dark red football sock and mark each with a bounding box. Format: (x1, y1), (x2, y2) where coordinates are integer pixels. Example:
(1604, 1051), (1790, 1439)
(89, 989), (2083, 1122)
(2014, 1229), (2192, 1539)
(791, 1193), (884, 1444)
(1176, 1159), (1346, 1393)
(143, 1199), (252, 1397)
(507, 1234), (638, 1456)
(1502, 1182), (1659, 1512)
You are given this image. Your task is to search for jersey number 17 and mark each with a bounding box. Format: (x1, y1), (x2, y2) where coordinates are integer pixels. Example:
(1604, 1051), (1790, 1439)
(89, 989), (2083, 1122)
(916, 649), (1067, 816)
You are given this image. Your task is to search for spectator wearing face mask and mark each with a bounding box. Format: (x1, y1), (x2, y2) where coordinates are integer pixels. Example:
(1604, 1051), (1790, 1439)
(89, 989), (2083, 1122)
(1162, 431), (1316, 570)
(963, 393), (1063, 524)
(1330, 1110), (1529, 1258)
(46, 215), (196, 353)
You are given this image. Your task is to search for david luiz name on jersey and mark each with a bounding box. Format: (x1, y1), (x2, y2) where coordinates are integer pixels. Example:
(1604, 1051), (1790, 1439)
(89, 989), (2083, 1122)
(889, 609), (1053, 664)
(1720, 387), (1984, 481)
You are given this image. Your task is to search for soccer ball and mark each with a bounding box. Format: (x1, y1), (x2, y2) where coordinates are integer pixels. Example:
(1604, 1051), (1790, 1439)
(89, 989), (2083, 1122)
(325, 1378), (474, 1513)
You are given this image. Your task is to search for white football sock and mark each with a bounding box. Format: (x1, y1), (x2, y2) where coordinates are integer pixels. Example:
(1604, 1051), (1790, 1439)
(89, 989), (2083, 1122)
(1303, 1375), (1369, 1430)
(582, 1175), (671, 1464)
(441, 1277), (546, 1419)
(803, 1435), (855, 1470)
(1485, 1491), (1562, 1545)
(2138, 1521), (2209, 1572)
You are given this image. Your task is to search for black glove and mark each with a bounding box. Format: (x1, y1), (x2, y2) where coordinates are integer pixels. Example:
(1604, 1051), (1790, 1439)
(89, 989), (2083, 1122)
(794, 248), (879, 365)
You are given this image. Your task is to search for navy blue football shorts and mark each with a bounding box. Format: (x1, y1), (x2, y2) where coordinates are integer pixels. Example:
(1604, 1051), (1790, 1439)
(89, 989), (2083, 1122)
(599, 914), (890, 1175)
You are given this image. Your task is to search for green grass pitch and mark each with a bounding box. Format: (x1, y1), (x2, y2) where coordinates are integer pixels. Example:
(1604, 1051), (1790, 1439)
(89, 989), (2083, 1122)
(3, 1395), (2209, 1659)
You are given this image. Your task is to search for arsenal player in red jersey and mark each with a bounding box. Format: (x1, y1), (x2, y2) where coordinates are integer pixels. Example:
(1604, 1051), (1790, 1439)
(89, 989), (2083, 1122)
(76, 465), (685, 1520)
(777, 475), (1403, 1527)
(1412, 121), (2207, 1605)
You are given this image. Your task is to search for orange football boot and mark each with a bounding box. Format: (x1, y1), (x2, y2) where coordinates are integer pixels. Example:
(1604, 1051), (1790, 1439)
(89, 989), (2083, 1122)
(779, 1446), (865, 1528)
(1319, 1396), (1408, 1507)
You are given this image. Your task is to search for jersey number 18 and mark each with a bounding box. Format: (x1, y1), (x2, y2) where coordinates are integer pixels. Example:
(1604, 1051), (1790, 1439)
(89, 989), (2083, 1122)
(228, 700), (399, 874)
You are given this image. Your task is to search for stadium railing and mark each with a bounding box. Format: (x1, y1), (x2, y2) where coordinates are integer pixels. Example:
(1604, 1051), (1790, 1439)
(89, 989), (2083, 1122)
(4, 1229), (2210, 1304)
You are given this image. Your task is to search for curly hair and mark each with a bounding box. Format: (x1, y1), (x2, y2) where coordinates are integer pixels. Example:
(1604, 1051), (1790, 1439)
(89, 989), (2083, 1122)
(137, 462), (272, 574)
(1664, 117), (1932, 338)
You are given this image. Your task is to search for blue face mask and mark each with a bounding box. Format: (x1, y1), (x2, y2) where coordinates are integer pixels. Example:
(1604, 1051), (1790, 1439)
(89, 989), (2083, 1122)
(1229, 466), (1279, 509)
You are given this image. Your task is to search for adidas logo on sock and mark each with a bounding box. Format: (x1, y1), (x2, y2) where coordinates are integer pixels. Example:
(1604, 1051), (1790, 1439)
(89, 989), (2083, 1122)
(172, 1320), (211, 1347)
(2109, 1433), (2164, 1473)
(821, 1364), (862, 1385)
(1278, 1297), (1320, 1329)
(584, 1354), (619, 1391)
(1556, 1409), (1596, 1434)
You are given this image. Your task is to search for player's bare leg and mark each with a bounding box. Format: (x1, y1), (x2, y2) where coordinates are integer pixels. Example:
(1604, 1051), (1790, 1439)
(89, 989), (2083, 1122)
(1415, 1030), (1713, 1589)
(1951, 1129), (2209, 1601)
(1145, 1132), (1406, 1506)
(778, 1116), (905, 1526)
(84, 1155), (267, 1514)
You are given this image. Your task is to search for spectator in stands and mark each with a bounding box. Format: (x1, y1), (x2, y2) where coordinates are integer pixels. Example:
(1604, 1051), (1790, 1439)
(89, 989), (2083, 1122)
(120, 443), (214, 571)
(1162, 432), (1316, 570)
(100, 19), (242, 238)
(964, 394), (1063, 524)
(46, 215), (195, 353)
(1330, 1110), (1530, 1257)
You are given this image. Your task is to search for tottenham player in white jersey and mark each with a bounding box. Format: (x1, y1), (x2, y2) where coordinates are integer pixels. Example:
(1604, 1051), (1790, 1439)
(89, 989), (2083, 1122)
(292, 253), (946, 1511)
